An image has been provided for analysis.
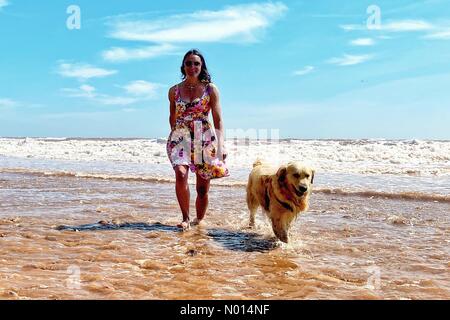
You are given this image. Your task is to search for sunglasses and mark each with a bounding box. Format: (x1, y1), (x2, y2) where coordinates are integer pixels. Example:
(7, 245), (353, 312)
(184, 61), (201, 67)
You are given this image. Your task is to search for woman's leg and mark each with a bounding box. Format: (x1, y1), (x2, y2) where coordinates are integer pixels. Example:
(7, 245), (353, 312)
(174, 165), (190, 227)
(195, 172), (211, 222)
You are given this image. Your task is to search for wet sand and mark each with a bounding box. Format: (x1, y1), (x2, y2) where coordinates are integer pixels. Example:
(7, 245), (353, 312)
(0, 172), (449, 299)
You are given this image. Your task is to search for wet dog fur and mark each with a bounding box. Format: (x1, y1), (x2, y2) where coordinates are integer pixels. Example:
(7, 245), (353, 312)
(246, 160), (314, 243)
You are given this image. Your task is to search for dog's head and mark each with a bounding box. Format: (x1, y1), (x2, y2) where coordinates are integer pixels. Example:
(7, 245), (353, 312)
(276, 162), (314, 199)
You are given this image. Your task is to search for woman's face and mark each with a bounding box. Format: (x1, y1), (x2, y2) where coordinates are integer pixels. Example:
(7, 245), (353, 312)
(183, 54), (202, 79)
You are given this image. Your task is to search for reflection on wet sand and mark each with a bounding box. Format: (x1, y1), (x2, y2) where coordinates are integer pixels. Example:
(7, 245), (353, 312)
(0, 172), (449, 299)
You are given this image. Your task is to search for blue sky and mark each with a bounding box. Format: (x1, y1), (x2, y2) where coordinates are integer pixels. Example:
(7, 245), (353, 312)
(0, 0), (449, 139)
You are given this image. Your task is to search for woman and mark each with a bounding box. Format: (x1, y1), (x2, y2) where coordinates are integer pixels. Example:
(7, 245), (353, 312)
(166, 49), (229, 231)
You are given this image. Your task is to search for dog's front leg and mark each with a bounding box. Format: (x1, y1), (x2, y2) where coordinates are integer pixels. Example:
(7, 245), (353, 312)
(270, 217), (289, 243)
(270, 212), (296, 243)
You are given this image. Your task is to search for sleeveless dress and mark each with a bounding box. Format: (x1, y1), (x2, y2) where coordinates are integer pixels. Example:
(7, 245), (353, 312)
(166, 83), (229, 180)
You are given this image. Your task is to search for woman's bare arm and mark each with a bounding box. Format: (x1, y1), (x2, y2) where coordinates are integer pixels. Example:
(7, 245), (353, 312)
(210, 83), (226, 159)
(168, 86), (176, 130)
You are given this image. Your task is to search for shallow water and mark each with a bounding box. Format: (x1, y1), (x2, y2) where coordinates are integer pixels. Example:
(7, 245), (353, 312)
(1, 172), (448, 299)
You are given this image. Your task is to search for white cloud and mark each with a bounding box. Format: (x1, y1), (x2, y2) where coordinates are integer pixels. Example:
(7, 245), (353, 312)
(0, 98), (17, 108)
(327, 54), (373, 66)
(96, 96), (137, 106)
(62, 81), (161, 106)
(122, 80), (161, 98)
(382, 20), (433, 32)
(57, 62), (117, 80)
(341, 20), (434, 33)
(80, 84), (96, 95)
(424, 29), (450, 39)
(0, 0), (9, 9)
(61, 85), (96, 98)
(293, 66), (314, 76)
(107, 2), (287, 43)
(350, 38), (375, 46)
(62, 85), (137, 106)
(0, 98), (45, 110)
(102, 43), (177, 62)
(340, 24), (365, 31)
(341, 18), (450, 41)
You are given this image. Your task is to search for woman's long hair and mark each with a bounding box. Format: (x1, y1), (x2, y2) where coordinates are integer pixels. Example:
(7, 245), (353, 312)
(180, 49), (211, 83)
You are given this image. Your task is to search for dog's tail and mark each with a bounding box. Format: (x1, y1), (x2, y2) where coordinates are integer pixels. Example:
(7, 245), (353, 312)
(252, 159), (264, 168)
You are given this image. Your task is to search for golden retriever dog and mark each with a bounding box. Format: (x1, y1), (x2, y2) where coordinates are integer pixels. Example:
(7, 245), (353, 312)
(246, 160), (314, 243)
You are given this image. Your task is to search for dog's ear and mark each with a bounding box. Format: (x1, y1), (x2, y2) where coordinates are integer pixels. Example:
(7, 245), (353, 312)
(311, 170), (315, 184)
(277, 166), (287, 183)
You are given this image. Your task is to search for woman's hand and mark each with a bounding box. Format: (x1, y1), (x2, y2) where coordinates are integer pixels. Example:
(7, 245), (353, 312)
(218, 146), (227, 160)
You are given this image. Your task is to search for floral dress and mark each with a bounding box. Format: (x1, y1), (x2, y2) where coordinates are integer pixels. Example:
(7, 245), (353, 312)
(166, 83), (229, 180)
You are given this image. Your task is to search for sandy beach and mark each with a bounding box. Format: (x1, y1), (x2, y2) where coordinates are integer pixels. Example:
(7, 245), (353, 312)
(0, 138), (449, 299)
(3, 0), (450, 304)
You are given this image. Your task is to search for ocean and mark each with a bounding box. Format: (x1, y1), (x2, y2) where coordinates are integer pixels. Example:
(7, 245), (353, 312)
(0, 137), (449, 299)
